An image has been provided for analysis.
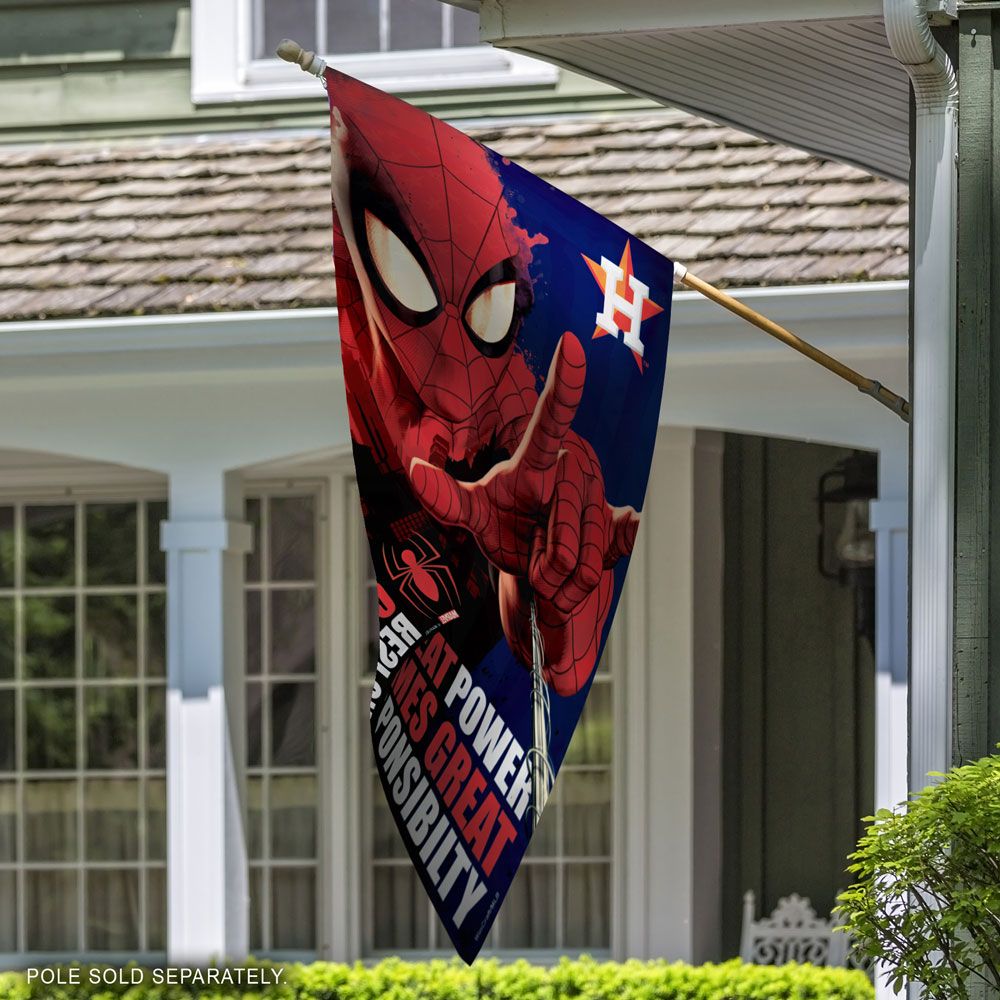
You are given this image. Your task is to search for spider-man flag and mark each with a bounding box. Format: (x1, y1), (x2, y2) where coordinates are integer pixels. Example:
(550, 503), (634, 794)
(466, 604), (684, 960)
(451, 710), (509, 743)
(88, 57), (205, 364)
(326, 67), (672, 961)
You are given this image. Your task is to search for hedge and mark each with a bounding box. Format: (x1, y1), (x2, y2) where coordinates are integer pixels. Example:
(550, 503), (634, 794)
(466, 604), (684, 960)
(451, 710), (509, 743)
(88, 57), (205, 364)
(0, 957), (874, 1000)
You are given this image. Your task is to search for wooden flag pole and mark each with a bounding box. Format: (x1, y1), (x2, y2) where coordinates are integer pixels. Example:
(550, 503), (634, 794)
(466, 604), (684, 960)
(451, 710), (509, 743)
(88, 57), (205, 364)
(277, 38), (911, 424)
(675, 264), (911, 422)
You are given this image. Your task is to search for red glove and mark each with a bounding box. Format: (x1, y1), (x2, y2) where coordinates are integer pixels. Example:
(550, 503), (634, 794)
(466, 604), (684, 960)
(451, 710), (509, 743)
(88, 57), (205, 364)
(409, 332), (639, 695)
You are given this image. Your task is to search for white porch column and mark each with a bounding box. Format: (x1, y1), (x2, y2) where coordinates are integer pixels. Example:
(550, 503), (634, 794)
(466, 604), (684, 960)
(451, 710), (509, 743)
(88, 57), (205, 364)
(619, 427), (724, 961)
(870, 450), (908, 1000)
(162, 468), (252, 964)
(871, 450), (909, 814)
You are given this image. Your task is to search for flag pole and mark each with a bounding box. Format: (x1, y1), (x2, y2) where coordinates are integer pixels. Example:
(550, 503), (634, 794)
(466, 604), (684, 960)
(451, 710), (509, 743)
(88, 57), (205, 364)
(674, 263), (911, 423)
(276, 39), (911, 424)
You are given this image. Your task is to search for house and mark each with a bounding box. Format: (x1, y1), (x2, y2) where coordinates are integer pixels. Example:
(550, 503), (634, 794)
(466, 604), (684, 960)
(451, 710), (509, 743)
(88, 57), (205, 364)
(0, 0), (909, 970)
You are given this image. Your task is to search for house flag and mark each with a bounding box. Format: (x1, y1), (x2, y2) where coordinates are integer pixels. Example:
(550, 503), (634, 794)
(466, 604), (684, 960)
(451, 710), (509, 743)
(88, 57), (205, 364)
(326, 66), (673, 961)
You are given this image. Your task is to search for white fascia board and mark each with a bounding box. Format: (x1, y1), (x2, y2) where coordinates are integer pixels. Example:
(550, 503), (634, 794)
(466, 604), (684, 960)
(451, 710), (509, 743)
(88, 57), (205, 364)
(0, 307), (341, 384)
(0, 307), (339, 357)
(668, 280), (908, 366)
(478, 0), (884, 44)
(0, 280), (906, 379)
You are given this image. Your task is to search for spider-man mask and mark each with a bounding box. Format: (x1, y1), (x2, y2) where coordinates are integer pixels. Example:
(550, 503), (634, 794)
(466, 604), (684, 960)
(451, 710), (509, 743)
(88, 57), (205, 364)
(330, 89), (534, 427)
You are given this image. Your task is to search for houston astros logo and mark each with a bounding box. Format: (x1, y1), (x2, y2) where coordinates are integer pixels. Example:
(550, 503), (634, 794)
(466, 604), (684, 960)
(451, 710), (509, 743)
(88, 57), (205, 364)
(582, 240), (663, 369)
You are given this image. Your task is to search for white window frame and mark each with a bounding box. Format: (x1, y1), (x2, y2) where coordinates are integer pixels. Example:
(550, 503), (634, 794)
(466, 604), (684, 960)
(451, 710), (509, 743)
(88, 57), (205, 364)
(0, 480), (169, 967)
(190, 0), (558, 105)
(243, 479), (329, 962)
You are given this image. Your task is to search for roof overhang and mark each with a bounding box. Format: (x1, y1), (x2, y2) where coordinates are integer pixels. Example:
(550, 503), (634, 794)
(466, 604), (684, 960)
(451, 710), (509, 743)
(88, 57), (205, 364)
(452, 0), (921, 181)
(0, 282), (908, 454)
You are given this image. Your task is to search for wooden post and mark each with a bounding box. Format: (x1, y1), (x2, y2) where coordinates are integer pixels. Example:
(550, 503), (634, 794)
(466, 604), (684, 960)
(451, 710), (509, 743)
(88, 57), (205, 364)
(954, 6), (1000, 768)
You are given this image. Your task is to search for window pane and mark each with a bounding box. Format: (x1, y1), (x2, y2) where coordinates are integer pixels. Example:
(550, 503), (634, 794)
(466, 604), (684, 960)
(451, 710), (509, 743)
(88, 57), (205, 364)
(371, 773), (407, 859)
(0, 597), (13, 680)
(25, 505), (75, 587)
(26, 869), (78, 950)
(270, 774), (317, 859)
(25, 779), (77, 861)
(270, 496), (315, 581)
(85, 778), (139, 861)
(271, 866), (316, 950)
(389, 0), (443, 50)
(564, 862), (610, 948)
(0, 506), (13, 589)
(260, 0), (318, 59)
(451, 6), (480, 46)
(86, 503), (137, 586)
(271, 682), (315, 766)
(146, 593), (166, 678)
(270, 589), (315, 674)
(249, 866), (265, 951)
(372, 867), (428, 950)
(24, 595), (75, 680)
(247, 776), (263, 860)
(0, 782), (15, 862)
(0, 870), (15, 951)
(147, 684), (165, 769)
(524, 772), (559, 857)
(326, 0), (380, 54)
(0, 689), (12, 771)
(245, 498), (261, 583)
(564, 681), (612, 765)
(85, 595), (138, 678)
(246, 591), (261, 677)
(86, 869), (139, 951)
(147, 867), (166, 951)
(146, 501), (167, 585)
(26, 687), (76, 770)
(247, 681), (262, 767)
(147, 778), (166, 861)
(503, 864), (557, 948)
(564, 769), (611, 858)
(86, 686), (138, 770)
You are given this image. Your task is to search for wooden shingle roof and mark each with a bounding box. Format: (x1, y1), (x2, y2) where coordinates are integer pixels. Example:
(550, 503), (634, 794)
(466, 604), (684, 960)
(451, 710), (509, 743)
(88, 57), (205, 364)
(0, 111), (908, 322)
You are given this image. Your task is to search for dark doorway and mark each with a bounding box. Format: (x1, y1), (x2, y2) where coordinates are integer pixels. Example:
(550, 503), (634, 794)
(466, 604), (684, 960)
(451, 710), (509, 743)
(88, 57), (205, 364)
(720, 434), (876, 956)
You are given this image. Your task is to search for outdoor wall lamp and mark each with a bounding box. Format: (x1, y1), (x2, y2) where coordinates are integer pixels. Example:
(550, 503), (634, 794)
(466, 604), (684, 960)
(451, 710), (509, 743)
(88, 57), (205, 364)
(816, 450), (877, 652)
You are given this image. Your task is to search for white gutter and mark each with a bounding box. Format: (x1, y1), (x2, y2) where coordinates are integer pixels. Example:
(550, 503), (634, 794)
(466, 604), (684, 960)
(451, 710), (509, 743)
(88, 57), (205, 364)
(882, 1), (958, 794)
(0, 282), (905, 362)
(0, 308), (343, 385)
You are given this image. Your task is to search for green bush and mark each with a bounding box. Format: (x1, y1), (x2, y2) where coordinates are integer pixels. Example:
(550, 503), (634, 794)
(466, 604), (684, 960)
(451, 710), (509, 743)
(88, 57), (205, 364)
(0, 956), (873, 1000)
(838, 751), (1000, 999)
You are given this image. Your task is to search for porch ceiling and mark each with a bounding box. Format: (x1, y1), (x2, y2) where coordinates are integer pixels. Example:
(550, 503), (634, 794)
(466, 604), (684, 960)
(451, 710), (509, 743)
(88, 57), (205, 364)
(459, 0), (912, 181)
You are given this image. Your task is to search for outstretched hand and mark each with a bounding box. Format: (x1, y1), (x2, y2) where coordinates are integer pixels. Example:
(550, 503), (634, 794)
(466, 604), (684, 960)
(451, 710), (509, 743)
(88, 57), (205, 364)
(409, 332), (639, 618)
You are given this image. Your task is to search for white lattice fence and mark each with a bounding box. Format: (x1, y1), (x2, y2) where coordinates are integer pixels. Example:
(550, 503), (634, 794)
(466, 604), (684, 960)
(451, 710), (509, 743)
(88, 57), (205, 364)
(740, 890), (870, 971)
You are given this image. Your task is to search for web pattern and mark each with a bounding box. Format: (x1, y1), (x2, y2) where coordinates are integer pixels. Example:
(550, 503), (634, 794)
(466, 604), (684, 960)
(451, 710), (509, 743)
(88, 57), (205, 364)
(329, 72), (640, 696)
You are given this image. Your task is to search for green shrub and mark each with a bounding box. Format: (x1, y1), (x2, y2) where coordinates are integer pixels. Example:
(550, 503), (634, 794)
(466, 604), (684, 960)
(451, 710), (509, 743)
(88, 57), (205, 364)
(0, 956), (873, 1000)
(838, 751), (1000, 999)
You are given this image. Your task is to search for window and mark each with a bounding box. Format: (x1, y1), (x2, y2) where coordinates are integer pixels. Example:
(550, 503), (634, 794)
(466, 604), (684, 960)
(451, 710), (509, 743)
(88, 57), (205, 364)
(355, 509), (614, 955)
(190, 0), (557, 104)
(0, 496), (167, 956)
(244, 489), (322, 955)
(253, 0), (481, 60)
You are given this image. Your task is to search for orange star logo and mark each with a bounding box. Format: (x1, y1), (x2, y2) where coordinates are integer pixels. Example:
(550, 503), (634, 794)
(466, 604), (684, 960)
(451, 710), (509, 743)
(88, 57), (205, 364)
(582, 241), (663, 371)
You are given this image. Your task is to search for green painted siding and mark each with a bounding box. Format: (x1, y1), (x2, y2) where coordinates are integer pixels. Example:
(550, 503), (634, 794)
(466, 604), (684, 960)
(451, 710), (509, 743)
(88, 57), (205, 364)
(0, 0), (650, 142)
(954, 10), (1000, 767)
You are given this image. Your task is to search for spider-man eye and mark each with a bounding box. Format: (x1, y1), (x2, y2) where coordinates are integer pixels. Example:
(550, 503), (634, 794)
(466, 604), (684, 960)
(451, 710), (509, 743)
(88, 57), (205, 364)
(462, 259), (524, 358)
(465, 280), (515, 346)
(364, 209), (438, 316)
